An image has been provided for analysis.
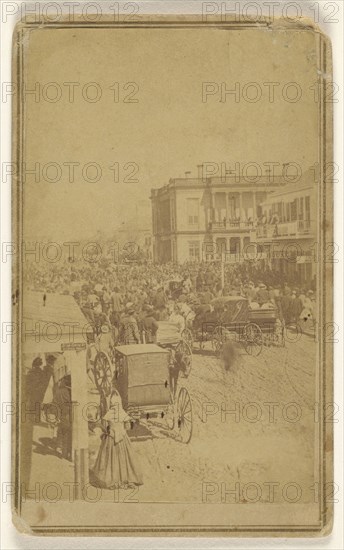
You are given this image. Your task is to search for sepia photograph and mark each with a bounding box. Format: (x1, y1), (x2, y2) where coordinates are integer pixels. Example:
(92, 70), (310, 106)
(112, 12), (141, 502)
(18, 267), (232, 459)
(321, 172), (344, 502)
(9, 9), (335, 537)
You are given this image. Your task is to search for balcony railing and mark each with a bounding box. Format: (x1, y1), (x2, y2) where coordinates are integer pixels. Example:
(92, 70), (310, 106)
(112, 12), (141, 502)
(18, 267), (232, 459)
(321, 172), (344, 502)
(208, 221), (255, 231)
(256, 220), (312, 239)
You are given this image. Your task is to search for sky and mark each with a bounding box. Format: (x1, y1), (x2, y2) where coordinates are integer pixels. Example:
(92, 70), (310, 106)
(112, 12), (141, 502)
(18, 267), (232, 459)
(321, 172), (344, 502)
(21, 25), (320, 241)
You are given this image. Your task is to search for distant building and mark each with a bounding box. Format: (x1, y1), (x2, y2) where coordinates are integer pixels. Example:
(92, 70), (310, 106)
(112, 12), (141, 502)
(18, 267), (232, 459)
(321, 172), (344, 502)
(150, 167), (289, 264)
(108, 213), (153, 261)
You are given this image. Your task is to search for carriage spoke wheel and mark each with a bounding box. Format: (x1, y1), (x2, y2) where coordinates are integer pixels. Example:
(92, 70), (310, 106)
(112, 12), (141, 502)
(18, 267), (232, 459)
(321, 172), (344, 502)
(93, 352), (112, 396)
(242, 323), (263, 356)
(181, 328), (193, 349)
(175, 341), (192, 378)
(212, 325), (227, 354)
(175, 387), (192, 443)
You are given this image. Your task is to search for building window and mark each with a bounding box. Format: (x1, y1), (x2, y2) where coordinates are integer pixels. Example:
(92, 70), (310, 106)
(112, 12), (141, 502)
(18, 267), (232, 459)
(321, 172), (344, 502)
(187, 198), (199, 226)
(188, 241), (200, 261)
(305, 196), (310, 221)
(290, 199), (297, 221)
(285, 203), (289, 222)
(299, 197), (304, 220)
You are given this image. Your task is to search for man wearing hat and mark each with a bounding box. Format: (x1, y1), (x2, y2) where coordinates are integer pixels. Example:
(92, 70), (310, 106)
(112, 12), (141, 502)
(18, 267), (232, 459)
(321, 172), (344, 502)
(169, 303), (186, 334)
(88, 290), (100, 309)
(246, 281), (257, 303)
(142, 304), (159, 344)
(204, 267), (214, 291)
(101, 286), (111, 315)
(109, 286), (122, 329)
(119, 304), (140, 344)
(256, 283), (270, 306)
(290, 289), (303, 324)
(280, 288), (292, 325)
(152, 286), (167, 312)
(25, 356), (54, 423)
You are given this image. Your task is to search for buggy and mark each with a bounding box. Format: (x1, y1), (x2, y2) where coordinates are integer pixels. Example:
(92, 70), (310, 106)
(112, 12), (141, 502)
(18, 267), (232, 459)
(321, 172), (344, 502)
(192, 296), (284, 356)
(113, 345), (193, 443)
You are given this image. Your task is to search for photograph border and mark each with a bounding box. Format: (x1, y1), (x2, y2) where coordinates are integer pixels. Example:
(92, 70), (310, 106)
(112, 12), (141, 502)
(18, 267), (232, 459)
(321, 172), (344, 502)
(11, 14), (333, 537)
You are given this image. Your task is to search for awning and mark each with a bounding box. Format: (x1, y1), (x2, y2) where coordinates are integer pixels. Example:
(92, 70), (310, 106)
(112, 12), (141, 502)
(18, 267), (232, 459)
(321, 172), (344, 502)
(22, 291), (91, 353)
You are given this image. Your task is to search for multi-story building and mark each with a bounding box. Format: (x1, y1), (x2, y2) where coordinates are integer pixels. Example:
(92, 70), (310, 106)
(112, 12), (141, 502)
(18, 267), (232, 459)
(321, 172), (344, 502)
(253, 174), (317, 283)
(151, 167), (288, 264)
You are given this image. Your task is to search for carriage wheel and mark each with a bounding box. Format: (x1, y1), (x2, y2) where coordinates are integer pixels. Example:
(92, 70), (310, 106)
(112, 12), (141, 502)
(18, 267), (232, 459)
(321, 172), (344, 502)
(181, 328), (193, 348)
(242, 323), (263, 356)
(93, 351), (112, 396)
(175, 340), (192, 378)
(175, 387), (192, 444)
(212, 325), (228, 354)
(86, 344), (97, 384)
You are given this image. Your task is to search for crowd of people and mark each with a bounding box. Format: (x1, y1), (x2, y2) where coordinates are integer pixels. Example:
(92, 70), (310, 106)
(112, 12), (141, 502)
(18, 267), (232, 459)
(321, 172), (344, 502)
(25, 257), (317, 349)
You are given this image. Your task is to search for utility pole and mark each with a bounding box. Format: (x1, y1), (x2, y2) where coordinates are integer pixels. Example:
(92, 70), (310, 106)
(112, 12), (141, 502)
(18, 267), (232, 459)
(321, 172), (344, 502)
(221, 250), (225, 291)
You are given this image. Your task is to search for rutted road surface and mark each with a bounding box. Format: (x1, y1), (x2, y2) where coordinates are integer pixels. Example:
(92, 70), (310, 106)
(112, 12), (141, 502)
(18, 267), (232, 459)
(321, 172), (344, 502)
(88, 332), (318, 504)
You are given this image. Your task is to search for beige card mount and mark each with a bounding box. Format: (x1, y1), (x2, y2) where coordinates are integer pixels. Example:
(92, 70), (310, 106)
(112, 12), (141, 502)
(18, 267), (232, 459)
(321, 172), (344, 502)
(12, 14), (333, 536)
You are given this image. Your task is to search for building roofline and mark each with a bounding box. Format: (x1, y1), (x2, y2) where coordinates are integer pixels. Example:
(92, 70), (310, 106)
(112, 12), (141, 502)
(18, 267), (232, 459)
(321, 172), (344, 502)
(261, 180), (315, 200)
(151, 178), (288, 197)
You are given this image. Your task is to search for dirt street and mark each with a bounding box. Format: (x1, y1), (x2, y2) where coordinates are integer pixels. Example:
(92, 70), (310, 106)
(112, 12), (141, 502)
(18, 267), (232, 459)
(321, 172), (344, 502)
(88, 331), (318, 504)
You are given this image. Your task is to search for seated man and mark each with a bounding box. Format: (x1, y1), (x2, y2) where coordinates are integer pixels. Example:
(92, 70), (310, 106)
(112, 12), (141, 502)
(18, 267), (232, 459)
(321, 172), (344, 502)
(96, 324), (114, 355)
(169, 304), (185, 333)
(256, 283), (270, 306)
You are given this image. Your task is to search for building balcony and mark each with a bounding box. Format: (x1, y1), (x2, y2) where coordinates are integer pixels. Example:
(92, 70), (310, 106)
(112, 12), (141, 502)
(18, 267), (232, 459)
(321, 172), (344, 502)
(208, 220), (255, 232)
(256, 220), (313, 240)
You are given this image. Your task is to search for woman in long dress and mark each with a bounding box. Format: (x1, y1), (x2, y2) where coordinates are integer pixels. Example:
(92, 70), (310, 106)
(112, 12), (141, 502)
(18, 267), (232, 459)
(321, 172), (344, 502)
(93, 389), (143, 489)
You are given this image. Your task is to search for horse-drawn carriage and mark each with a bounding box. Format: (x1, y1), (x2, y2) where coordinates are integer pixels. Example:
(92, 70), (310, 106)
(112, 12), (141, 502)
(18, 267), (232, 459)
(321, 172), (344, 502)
(85, 309), (194, 443)
(192, 295), (284, 356)
(90, 343), (193, 444)
(87, 316), (193, 396)
(113, 344), (192, 443)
